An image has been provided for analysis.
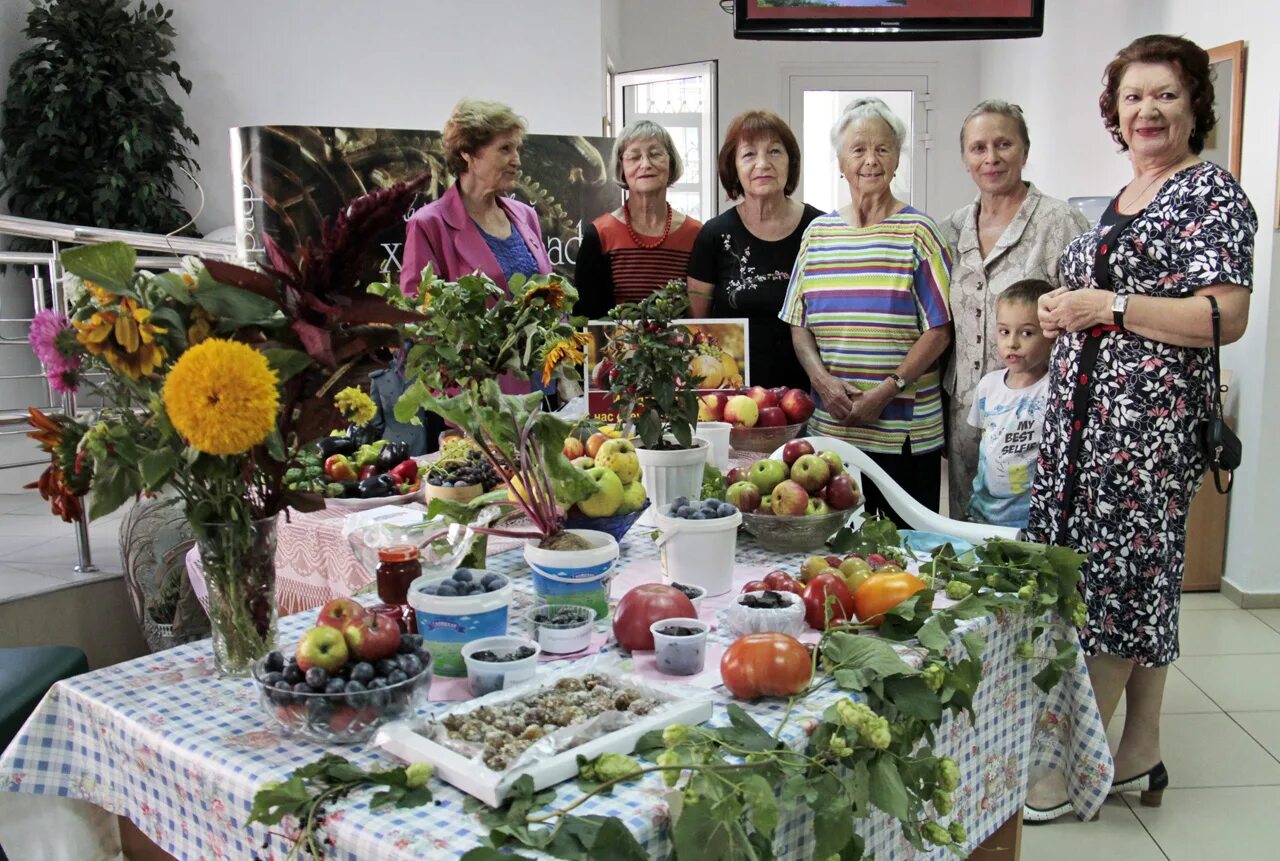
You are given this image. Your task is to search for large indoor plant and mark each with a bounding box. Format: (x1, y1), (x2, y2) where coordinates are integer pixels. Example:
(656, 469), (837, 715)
(602, 281), (708, 513)
(0, 0), (200, 237)
(25, 177), (428, 674)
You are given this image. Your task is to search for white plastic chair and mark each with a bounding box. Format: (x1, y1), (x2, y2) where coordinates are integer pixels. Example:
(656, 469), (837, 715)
(769, 436), (1019, 544)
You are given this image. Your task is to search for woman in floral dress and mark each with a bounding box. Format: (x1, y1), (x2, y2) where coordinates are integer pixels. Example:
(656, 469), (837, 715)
(1022, 35), (1256, 822)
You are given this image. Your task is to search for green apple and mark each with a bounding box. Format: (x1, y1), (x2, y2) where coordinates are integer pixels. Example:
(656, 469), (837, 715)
(748, 458), (789, 495)
(571, 455), (595, 470)
(296, 625), (349, 672)
(758, 494), (774, 515)
(578, 466), (625, 517)
(617, 480), (648, 515)
(805, 497), (831, 517)
(594, 438), (641, 484)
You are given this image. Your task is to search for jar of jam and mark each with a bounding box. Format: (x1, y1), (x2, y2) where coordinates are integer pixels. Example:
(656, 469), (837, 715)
(376, 544), (421, 633)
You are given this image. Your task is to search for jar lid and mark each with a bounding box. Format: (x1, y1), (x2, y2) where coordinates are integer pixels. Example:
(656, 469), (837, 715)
(377, 544), (420, 563)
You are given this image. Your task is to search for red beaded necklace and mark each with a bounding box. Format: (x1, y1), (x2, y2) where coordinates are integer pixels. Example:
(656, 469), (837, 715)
(623, 201), (673, 249)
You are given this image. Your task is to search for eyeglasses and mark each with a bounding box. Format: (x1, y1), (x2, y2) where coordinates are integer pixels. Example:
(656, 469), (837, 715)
(622, 149), (670, 165)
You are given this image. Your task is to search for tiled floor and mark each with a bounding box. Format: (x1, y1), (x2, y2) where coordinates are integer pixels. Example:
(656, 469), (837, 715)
(2, 491), (1278, 858)
(1023, 590), (1280, 861)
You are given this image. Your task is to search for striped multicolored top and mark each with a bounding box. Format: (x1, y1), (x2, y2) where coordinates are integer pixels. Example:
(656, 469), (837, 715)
(778, 207), (952, 454)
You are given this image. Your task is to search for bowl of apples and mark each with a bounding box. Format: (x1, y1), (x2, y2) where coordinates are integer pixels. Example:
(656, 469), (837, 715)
(250, 599), (433, 744)
(710, 386), (815, 453)
(729, 444), (862, 553)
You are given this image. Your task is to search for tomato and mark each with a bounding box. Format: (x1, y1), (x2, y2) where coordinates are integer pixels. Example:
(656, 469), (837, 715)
(852, 571), (929, 626)
(762, 570), (804, 595)
(801, 573), (855, 629)
(741, 579), (770, 593)
(613, 584), (696, 651)
(720, 633), (813, 700)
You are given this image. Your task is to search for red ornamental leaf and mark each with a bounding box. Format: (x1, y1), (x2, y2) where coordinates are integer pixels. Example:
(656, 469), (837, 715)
(292, 320), (336, 366)
(261, 233), (302, 284)
(200, 259), (284, 306)
(335, 297), (426, 325)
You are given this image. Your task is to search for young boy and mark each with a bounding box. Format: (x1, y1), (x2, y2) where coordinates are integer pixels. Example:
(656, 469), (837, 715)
(966, 279), (1055, 528)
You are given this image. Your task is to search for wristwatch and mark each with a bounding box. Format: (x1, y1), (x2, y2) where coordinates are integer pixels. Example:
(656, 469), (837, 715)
(886, 373), (907, 392)
(1112, 293), (1130, 328)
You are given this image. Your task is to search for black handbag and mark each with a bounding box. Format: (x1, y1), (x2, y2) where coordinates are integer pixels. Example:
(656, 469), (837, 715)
(1201, 295), (1241, 493)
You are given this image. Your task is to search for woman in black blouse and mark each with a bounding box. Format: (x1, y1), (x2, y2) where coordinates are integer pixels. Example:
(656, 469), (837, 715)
(687, 110), (821, 390)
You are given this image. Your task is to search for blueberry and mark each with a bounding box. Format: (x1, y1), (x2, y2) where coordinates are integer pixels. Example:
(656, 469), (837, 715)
(422, 585), (439, 595)
(368, 677), (388, 690)
(271, 680), (293, 705)
(387, 669), (408, 686)
(718, 503), (738, 518)
(690, 510), (708, 520)
(283, 664), (304, 685)
(350, 662), (375, 684)
(703, 498), (722, 508)
(368, 688), (391, 710)
(307, 698), (332, 720)
(376, 658), (400, 677)
(485, 579), (503, 592)
(293, 682), (312, 695)
(453, 570), (474, 583)
(428, 477), (443, 486)
(264, 651), (285, 673)
(676, 505), (696, 518)
(344, 680), (367, 707)
(397, 654), (423, 676)
(325, 678), (347, 695)
(480, 573), (499, 588)
(437, 582), (459, 597)
(261, 671), (284, 687)
(401, 633), (423, 651)
(672, 496), (690, 509)
(304, 667), (328, 689)
(415, 647), (432, 665)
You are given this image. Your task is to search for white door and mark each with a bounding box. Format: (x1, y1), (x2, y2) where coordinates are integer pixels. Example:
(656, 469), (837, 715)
(787, 73), (931, 214)
(612, 61), (718, 222)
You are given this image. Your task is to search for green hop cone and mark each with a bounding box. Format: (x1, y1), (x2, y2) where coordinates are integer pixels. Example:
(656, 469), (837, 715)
(835, 698), (875, 731)
(985, 573), (1001, 588)
(922, 821), (953, 846)
(1017, 583), (1037, 601)
(936, 757), (961, 792)
(933, 788), (953, 816)
(944, 579), (972, 600)
(921, 663), (946, 692)
(828, 733), (854, 759)
(404, 762), (433, 789)
(860, 716), (892, 751)
(948, 820), (967, 844)
(590, 753), (641, 783)
(1015, 641), (1036, 660)
(1072, 603), (1088, 628)
(663, 723), (689, 749)
(656, 750), (683, 787)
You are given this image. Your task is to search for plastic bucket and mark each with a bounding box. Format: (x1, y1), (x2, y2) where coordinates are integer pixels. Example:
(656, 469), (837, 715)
(524, 529), (619, 620)
(655, 508), (742, 597)
(407, 572), (512, 677)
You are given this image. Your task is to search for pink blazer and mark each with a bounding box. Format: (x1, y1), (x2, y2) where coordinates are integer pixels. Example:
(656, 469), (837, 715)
(400, 183), (552, 296)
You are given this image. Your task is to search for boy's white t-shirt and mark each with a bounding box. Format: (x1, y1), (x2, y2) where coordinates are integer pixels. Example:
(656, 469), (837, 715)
(966, 369), (1050, 527)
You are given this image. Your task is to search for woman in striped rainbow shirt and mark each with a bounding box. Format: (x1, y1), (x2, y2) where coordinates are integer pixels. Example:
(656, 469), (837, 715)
(779, 97), (953, 522)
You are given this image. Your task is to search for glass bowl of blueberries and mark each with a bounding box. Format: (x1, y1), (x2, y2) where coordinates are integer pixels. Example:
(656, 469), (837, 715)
(251, 634), (434, 744)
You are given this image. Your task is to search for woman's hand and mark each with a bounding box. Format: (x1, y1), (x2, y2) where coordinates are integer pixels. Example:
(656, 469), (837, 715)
(814, 373), (861, 422)
(1040, 288), (1110, 335)
(843, 384), (894, 428)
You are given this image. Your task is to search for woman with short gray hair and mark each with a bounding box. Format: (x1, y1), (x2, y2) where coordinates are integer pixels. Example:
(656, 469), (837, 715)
(574, 120), (702, 317)
(939, 99), (1088, 521)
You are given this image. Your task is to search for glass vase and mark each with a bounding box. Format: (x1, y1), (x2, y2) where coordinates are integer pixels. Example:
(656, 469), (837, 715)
(196, 515), (279, 676)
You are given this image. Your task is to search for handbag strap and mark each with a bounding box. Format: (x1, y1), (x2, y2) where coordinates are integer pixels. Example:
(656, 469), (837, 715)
(1207, 295), (1225, 416)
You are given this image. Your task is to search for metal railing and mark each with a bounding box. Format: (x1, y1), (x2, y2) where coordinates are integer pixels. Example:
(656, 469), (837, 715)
(0, 212), (238, 572)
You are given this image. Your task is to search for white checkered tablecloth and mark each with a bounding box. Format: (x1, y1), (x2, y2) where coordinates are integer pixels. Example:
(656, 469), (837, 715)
(0, 532), (1112, 860)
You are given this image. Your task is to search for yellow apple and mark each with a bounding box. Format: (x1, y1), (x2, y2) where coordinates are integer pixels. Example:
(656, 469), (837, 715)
(617, 480), (648, 515)
(578, 467), (624, 517)
(594, 438), (640, 483)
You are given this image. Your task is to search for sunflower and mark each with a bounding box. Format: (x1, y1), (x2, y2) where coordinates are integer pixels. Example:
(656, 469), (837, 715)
(162, 339), (280, 455)
(187, 306), (215, 345)
(521, 278), (566, 310)
(73, 296), (167, 379)
(334, 386), (376, 426)
(541, 331), (592, 385)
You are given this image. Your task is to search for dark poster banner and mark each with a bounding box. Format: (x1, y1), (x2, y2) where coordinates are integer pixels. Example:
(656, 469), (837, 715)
(230, 126), (620, 284)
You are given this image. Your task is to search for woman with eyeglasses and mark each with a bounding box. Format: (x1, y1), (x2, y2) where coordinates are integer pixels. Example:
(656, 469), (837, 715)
(574, 120), (702, 318)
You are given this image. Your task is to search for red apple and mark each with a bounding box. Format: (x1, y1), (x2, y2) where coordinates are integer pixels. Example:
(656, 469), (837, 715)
(789, 454), (832, 493)
(818, 450), (845, 477)
(317, 597), (366, 631)
(726, 480), (762, 513)
(770, 479), (810, 516)
(768, 386), (788, 403)
(342, 613), (403, 662)
(826, 474), (861, 511)
(758, 406), (787, 428)
(780, 438), (815, 466)
(780, 389), (816, 424)
(698, 393), (729, 422)
(296, 625), (349, 672)
(726, 466), (751, 486)
(724, 395), (760, 428)
(746, 385), (778, 409)
(825, 555), (843, 568)
(562, 436), (585, 460)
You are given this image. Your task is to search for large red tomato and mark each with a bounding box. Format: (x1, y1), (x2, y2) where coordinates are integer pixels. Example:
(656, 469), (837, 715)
(720, 633), (813, 700)
(613, 584), (696, 651)
(852, 571), (929, 626)
(801, 573), (855, 629)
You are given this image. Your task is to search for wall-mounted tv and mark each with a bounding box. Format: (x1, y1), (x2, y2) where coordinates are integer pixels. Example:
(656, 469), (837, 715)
(733, 0), (1044, 42)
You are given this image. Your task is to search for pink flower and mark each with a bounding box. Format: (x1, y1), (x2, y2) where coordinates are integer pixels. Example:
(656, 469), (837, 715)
(30, 310), (82, 393)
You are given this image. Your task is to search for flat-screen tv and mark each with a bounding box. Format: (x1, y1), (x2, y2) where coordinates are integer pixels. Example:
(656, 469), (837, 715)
(733, 0), (1044, 42)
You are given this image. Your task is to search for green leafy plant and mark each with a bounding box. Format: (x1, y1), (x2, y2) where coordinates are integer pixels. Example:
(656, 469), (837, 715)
(602, 281), (702, 450)
(0, 0), (199, 236)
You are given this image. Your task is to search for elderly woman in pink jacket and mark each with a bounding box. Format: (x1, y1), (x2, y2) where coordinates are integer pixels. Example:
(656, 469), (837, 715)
(401, 98), (552, 297)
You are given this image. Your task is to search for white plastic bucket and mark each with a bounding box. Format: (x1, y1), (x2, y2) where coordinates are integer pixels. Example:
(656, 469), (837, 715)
(407, 573), (512, 677)
(523, 529), (619, 619)
(696, 422), (731, 472)
(654, 507), (742, 597)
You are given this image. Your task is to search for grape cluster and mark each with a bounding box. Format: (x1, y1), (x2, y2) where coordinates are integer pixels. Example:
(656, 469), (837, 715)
(426, 449), (500, 490)
(419, 569), (506, 597)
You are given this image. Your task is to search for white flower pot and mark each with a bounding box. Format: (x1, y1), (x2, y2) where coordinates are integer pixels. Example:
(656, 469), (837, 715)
(635, 438), (710, 525)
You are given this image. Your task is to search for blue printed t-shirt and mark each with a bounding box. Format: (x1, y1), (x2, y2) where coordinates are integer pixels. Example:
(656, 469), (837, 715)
(777, 207), (952, 454)
(478, 223), (540, 285)
(966, 368), (1050, 528)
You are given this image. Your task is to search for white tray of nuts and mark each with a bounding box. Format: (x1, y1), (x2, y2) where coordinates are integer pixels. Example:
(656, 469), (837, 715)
(374, 656), (713, 806)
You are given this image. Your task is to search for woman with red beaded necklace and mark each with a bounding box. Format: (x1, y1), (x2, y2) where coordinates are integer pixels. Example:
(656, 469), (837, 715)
(574, 120), (702, 318)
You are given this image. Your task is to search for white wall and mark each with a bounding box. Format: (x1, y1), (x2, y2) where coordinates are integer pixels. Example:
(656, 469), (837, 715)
(164, 0), (607, 234)
(978, 0), (1280, 601)
(612, 0), (983, 220)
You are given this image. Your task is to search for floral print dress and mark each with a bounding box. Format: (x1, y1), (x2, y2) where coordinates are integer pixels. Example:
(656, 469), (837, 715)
(1025, 162), (1256, 667)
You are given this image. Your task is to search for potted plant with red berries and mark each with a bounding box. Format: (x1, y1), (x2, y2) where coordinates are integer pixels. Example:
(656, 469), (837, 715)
(602, 281), (708, 517)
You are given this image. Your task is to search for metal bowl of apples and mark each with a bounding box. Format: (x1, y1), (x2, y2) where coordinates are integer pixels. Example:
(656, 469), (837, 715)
(251, 622), (434, 745)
